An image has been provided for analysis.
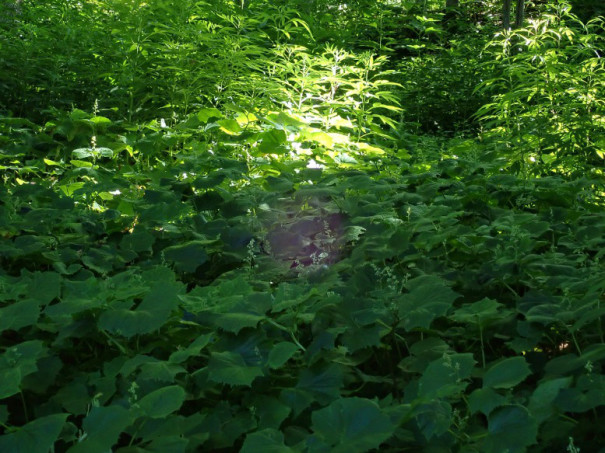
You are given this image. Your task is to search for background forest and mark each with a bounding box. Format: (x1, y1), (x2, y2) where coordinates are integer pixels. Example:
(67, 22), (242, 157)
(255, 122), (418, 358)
(1, 0), (605, 451)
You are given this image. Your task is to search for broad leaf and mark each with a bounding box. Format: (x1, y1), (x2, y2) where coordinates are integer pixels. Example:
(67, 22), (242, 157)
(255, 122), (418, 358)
(451, 297), (503, 325)
(67, 406), (133, 453)
(257, 129), (288, 154)
(213, 312), (265, 334)
(267, 342), (299, 369)
(98, 282), (181, 337)
(483, 405), (538, 453)
(137, 385), (186, 419)
(0, 413), (67, 453)
(529, 377), (572, 423)
(241, 429), (295, 453)
(310, 397), (396, 453)
(418, 353), (476, 399)
(0, 340), (47, 399)
(483, 357), (531, 389)
(297, 363), (343, 401)
(162, 241), (208, 273)
(468, 387), (509, 416)
(208, 351), (263, 387)
(0, 298), (40, 331)
(398, 275), (459, 331)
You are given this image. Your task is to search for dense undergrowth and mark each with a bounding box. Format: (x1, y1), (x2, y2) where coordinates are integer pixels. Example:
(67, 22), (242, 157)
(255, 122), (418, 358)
(1, 0), (605, 452)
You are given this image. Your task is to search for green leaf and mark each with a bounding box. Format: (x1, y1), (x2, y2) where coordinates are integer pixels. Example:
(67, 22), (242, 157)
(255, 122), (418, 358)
(545, 344), (605, 376)
(70, 159), (93, 168)
(0, 413), (67, 453)
(257, 129), (288, 154)
(29, 271), (61, 305)
(451, 297), (503, 325)
(67, 406), (133, 453)
(71, 147), (113, 159)
(90, 116), (112, 125)
(279, 388), (315, 417)
(217, 119), (241, 135)
(267, 342), (299, 369)
(468, 387), (509, 416)
(414, 400), (452, 440)
(145, 436), (189, 453)
(137, 385), (186, 419)
(162, 241), (208, 273)
(241, 429), (295, 453)
(208, 351), (263, 387)
(263, 175), (294, 193)
(0, 298), (40, 331)
(0, 340), (47, 399)
(266, 111), (306, 127)
(98, 282), (181, 338)
(297, 364), (343, 401)
(483, 357), (531, 389)
(418, 353), (476, 399)
(529, 377), (572, 423)
(302, 130), (333, 148)
(138, 361), (185, 383)
(343, 225), (366, 242)
(555, 375), (605, 412)
(120, 229), (155, 253)
(169, 333), (213, 364)
(72, 148), (94, 159)
(311, 397), (396, 453)
(213, 312), (265, 334)
(483, 405), (538, 453)
(197, 108), (223, 123)
(81, 246), (120, 274)
(248, 395), (291, 429)
(399, 275), (460, 330)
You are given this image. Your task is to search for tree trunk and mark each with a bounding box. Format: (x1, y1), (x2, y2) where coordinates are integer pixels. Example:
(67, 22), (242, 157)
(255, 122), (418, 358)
(503, 0), (512, 30)
(514, 0), (525, 28)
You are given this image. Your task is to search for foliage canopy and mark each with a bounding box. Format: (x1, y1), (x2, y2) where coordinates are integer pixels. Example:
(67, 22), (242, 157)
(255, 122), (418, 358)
(1, 0), (604, 452)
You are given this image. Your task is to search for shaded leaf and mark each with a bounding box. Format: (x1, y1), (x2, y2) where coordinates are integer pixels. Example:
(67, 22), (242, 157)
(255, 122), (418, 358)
(468, 387), (509, 416)
(137, 385), (186, 419)
(0, 340), (47, 399)
(311, 397), (395, 453)
(0, 413), (67, 453)
(241, 429), (295, 453)
(418, 353), (476, 399)
(162, 241), (208, 273)
(399, 275), (459, 330)
(98, 282), (181, 338)
(213, 312), (265, 334)
(267, 342), (299, 369)
(67, 406), (133, 453)
(483, 357), (531, 389)
(0, 298), (40, 331)
(484, 405), (538, 453)
(208, 351), (263, 387)
(529, 377), (572, 423)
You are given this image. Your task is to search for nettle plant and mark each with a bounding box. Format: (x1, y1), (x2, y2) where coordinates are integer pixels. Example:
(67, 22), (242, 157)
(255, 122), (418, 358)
(475, 1), (605, 176)
(270, 44), (402, 144)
